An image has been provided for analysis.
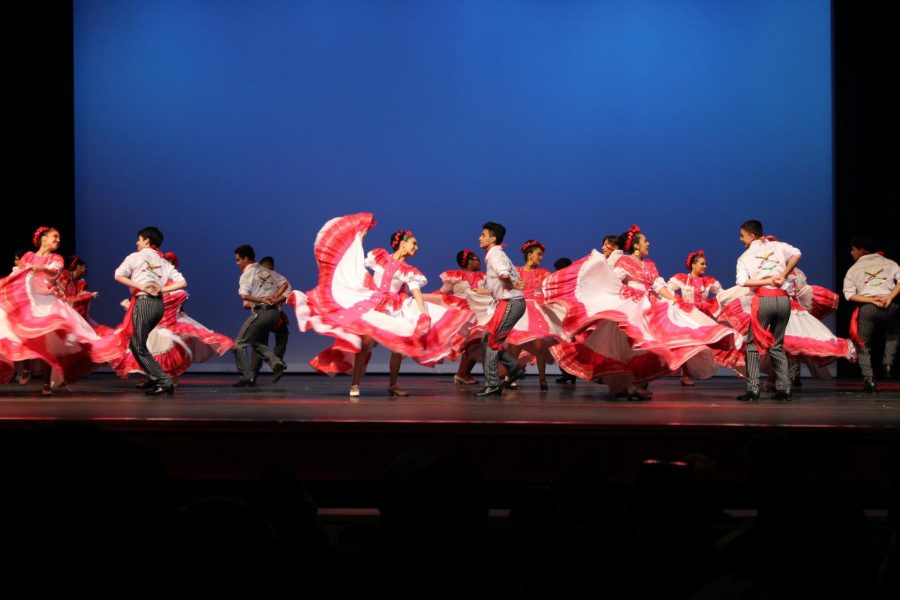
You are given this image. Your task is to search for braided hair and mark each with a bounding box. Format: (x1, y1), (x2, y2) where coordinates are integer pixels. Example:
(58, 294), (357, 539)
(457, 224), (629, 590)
(390, 230), (414, 251)
(456, 249), (477, 268)
(32, 226), (57, 249)
(618, 225), (642, 254)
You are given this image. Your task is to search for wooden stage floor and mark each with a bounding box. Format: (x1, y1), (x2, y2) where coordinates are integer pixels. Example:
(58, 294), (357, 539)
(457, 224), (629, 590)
(2, 373), (899, 507)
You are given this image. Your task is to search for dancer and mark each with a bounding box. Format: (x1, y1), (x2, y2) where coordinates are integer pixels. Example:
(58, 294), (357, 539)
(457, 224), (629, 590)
(250, 256), (291, 380)
(843, 235), (900, 393)
(553, 257), (577, 385)
(232, 245), (289, 388)
(473, 222), (527, 397)
(505, 240), (565, 391)
(667, 250), (723, 385)
(112, 251), (234, 382)
(437, 249), (485, 385)
(733, 220), (801, 402)
(113, 226), (187, 396)
(289, 213), (472, 397)
(0, 227), (120, 394)
(543, 226), (740, 400)
(601, 235), (623, 266)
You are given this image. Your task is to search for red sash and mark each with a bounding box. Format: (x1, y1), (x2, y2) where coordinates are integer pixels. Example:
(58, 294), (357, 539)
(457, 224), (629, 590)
(750, 288), (787, 355)
(486, 299), (510, 350)
(849, 306), (864, 349)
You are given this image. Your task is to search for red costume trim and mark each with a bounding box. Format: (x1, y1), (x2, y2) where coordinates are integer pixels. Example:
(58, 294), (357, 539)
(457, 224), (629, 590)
(749, 288), (788, 354)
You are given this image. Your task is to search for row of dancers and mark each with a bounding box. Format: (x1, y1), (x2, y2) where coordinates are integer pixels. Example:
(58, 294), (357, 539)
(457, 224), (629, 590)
(0, 218), (897, 400)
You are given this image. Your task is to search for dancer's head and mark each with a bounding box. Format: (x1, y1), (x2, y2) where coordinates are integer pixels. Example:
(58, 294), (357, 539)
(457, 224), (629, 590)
(521, 240), (545, 267)
(849, 235), (877, 262)
(480, 222), (505, 249)
(391, 230), (418, 257)
(33, 226), (60, 252)
(13, 249), (28, 269)
(619, 225), (648, 257)
(137, 226), (164, 249)
(456, 249), (480, 271)
(686, 250), (707, 276)
(234, 244), (255, 270)
(739, 220), (763, 248)
(554, 257), (572, 271)
(601, 235), (620, 258)
(259, 256), (275, 270)
(68, 255), (87, 279)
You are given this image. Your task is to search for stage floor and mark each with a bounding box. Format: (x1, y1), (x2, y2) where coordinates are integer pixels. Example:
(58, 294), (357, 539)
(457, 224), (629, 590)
(1, 373), (899, 429)
(3, 373), (900, 507)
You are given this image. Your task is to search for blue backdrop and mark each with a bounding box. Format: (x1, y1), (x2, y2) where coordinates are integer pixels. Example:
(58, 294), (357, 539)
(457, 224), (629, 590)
(74, 0), (833, 372)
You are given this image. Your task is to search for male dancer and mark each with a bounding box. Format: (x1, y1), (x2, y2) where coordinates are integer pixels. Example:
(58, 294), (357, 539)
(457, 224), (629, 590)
(843, 235), (900, 393)
(250, 256), (291, 380)
(232, 245), (288, 387)
(114, 226), (187, 396)
(474, 222), (527, 396)
(734, 220), (801, 402)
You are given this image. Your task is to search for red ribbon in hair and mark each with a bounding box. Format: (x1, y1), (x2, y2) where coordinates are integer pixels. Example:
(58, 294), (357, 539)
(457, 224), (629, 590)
(68, 254), (81, 270)
(32, 226), (54, 248)
(624, 225), (640, 253)
(685, 250), (705, 271)
(163, 251), (179, 268)
(391, 230), (414, 249)
(520, 240), (545, 255)
(458, 249), (476, 268)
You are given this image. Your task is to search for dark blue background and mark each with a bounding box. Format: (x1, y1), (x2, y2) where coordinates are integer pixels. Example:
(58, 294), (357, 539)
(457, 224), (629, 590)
(74, 0), (833, 372)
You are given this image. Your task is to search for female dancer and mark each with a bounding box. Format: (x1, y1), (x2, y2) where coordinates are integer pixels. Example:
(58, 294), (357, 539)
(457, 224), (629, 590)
(543, 226), (740, 400)
(290, 213), (472, 397)
(667, 250), (724, 385)
(505, 240), (564, 391)
(0, 227), (120, 394)
(110, 251), (234, 383)
(437, 249), (485, 385)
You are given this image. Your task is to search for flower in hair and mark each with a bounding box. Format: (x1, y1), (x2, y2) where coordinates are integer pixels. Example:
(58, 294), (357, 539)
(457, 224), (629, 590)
(32, 226), (53, 248)
(520, 240), (545, 255)
(685, 250), (705, 271)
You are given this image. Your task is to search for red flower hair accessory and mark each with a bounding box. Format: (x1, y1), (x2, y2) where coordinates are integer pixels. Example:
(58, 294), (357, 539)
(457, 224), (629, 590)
(623, 225), (641, 253)
(520, 240), (545, 255)
(458, 249), (476, 268)
(163, 251), (179, 268)
(391, 230), (414, 250)
(685, 250), (705, 271)
(32, 226), (55, 249)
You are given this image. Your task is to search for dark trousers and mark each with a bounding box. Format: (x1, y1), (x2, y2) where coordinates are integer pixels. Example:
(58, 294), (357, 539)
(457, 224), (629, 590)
(130, 296), (172, 386)
(856, 303), (899, 380)
(234, 305), (283, 381)
(482, 298), (526, 387)
(253, 312), (289, 376)
(745, 295), (791, 393)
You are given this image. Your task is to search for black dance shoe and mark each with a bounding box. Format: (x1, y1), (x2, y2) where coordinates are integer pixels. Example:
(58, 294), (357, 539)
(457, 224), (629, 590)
(506, 365), (527, 385)
(232, 379), (256, 388)
(736, 391), (760, 402)
(272, 362), (287, 383)
(884, 365), (894, 379)
(473, 385), (503, 397)
(135, 379), (157, 390)
(772, 390), (792, 402)
(145, 384), (175, 396)
(863, 380), (878, 394)
(628, 388), (652, 401)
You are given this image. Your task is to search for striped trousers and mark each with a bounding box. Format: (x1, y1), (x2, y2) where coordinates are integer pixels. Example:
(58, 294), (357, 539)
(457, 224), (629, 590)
(745, 295), (791, 393)
(234, 305), (283, 381)
(855, 303), (899, 381)
(482, 298), (526, 387)
(130, 295), (172, 386)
